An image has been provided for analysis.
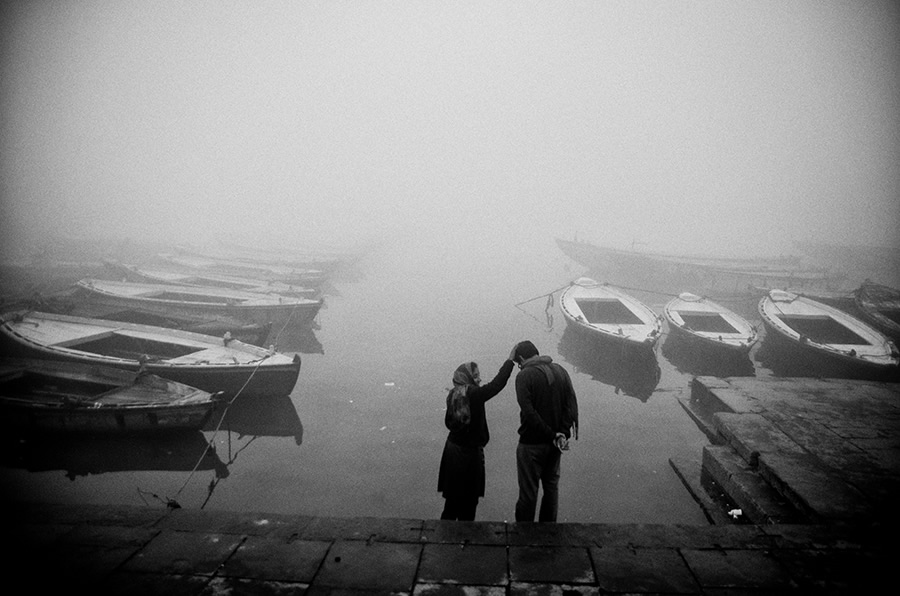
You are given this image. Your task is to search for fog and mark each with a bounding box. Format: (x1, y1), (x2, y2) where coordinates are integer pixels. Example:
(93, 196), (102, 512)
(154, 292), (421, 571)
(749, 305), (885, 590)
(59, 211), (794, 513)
(2, 1), (898, 264)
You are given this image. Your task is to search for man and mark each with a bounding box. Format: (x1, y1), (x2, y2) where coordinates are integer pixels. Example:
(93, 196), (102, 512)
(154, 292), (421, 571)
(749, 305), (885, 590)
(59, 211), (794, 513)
(512, 340), (578, 522)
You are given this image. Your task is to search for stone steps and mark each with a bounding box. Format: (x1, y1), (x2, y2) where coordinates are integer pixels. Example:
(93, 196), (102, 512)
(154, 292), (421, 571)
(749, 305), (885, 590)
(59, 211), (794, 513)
(673, 378), (835, 525)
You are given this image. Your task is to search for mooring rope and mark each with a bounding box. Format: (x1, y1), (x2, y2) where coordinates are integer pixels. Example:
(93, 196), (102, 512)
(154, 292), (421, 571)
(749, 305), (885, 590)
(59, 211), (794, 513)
(137, 352), (272, 509)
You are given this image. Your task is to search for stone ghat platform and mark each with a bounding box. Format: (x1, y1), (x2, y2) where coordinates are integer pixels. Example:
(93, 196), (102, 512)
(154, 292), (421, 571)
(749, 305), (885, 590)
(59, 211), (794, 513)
(673, 376), (900, 528)
(3, 376), (898, 594)
(0, 501), (893, 594)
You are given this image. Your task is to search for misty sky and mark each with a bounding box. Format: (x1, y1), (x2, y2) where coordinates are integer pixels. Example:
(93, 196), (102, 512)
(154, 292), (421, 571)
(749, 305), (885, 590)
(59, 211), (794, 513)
(1, 1), (898, 260)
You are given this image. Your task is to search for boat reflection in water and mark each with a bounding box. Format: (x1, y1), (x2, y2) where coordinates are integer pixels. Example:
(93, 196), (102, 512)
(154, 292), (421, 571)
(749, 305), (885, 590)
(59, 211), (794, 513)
(557, 326), (661, 402)
(199, 393), (303, 508)
(661, 331), (756, 378)
(266, 325), (324, 355)
(0, 431), (226, 481)
(205, 393), (304, 445)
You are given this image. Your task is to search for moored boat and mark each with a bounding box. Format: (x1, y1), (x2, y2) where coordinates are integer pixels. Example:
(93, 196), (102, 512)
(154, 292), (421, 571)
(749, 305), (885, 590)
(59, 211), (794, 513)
(104, 260), (323, 296)
(73, 278), (323, 330)
(0, 357), (222, 434)
(159, 253), (326, 287)
(663, 292), (757, 353)
(758, 289), (899, 374)
(0, 310), (302, 398)
(559, 277), (662, 354)
(35, 292), (273, 347)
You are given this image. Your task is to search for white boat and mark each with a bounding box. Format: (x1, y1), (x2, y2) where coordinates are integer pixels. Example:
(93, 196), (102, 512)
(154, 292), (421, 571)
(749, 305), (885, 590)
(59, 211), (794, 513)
(0, 310), (302, 398)
(559, 277), (662, 354)
(158, 253), (326, 286)
(758, 289), (899, 373)
(663, 292), (757, 353)
(73, 278), (323, 330)
(0, 357), (221, 434)
(104, 261), (321, 297)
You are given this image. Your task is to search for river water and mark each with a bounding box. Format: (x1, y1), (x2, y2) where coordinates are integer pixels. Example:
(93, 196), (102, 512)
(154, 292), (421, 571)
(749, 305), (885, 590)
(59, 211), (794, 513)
(2, 237), (828, 525)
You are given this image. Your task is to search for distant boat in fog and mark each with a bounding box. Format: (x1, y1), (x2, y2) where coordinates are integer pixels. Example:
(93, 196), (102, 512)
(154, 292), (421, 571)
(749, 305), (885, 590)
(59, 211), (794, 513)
(0, 310), (302, 398)
(72, 278), (323, 330)
(663, 292), (758, 354)
(758, 289), (899, 375)
(555, 237), (848, 295)
(559, 277), (662, 355)
(103, 260), (321, 298)
(159, 252), (328, 287)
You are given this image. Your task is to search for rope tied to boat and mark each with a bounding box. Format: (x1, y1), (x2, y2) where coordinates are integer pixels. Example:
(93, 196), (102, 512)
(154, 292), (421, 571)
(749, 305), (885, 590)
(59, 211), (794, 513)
(155, 351), (273, 508)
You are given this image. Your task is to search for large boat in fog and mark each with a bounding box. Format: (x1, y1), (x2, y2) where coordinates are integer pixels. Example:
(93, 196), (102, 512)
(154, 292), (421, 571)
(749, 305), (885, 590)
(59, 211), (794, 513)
(556, 237), (848, 295)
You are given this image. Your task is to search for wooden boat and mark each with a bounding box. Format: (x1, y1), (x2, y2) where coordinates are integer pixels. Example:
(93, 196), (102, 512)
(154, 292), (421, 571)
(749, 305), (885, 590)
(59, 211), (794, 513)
(103, 261), (321, 298)
(555, 237), (847, 294)
(72, 278), (323, 330)
(559, 277), (662, 354)
(758, 289), (899, 373)
(0, 357), (222, 434)
(158, 253), (326, 287)
(853, 281), (900, 343)
(663, 292), (757, 353)
(36, 291), (273, 347)
(195, 242), (349, 275)
(0, 310), (302, 398)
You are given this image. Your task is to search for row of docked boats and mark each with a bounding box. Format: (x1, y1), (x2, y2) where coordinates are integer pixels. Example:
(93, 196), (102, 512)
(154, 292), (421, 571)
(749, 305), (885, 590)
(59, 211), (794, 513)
(557, 277), (900, 377)
(0, 242), (359, 435)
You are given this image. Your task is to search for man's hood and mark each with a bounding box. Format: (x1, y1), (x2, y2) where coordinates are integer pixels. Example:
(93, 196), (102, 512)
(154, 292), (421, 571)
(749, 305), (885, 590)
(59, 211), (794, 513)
(520, 355), (556, 385)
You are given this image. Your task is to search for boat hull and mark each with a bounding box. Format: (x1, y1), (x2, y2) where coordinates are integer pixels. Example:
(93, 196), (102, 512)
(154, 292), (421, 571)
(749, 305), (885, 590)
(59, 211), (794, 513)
(74, 279), (323, 330)
(559, 278), (662, 356)
(663, 293), (757, 355)
(0, 358), (220, 434)
(758, 290), (899, 376)
(0, 311), (302, 398)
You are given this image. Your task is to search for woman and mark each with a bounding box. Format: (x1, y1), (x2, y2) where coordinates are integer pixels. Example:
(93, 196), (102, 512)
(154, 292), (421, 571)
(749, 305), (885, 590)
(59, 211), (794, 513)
(437, 346), (516, 520)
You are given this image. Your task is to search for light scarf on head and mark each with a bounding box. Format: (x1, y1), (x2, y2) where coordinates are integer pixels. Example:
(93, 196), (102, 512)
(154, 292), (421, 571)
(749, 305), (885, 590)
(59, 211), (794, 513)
(450, 361), (478, 401)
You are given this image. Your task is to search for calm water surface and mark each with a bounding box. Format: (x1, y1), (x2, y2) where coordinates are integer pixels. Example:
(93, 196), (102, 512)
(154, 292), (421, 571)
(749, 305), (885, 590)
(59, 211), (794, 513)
(1, 239), (797, 524)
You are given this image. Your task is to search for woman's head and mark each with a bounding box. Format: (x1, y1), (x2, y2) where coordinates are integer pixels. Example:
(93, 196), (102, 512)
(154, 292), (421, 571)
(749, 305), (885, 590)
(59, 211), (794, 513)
(452, 362), (481, 387)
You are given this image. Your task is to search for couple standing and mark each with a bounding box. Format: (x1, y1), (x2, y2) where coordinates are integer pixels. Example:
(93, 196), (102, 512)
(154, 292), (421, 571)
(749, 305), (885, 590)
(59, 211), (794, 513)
(437, 340), (579, 522)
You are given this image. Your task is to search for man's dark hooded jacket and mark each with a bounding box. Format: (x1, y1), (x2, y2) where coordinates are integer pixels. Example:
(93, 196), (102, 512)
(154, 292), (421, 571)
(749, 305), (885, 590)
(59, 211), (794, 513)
(515, 355), (578, 444)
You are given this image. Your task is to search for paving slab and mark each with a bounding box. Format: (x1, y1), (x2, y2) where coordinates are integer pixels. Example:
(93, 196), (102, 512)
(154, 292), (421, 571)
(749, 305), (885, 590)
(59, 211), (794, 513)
(506, 521), (604, 546)
(590, 546), (699, 593)
(418, 543), (508, 585)
(680, 548), (791, 591)
(221, 536), (332, 582)
(508, 545), (595, 584)
(758, 452), (872, 524)
(421, 519), (507, 545)
(414, 585), (506, 596)
(121, 528), (243, 575)
(300, 515), (424, 543)
(311, 539), (422, 590)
